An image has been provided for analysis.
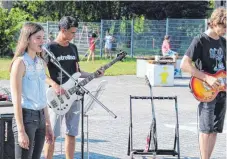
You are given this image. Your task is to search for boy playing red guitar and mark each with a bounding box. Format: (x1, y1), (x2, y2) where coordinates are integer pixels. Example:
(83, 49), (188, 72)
(180, 7), (226, 159)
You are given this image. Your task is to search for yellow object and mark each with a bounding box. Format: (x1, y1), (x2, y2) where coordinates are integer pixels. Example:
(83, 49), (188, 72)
(160, 66), (169, 84)
(146, 64), (174, 86)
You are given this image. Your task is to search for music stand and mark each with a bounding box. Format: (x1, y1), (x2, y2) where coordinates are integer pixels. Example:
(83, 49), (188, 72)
(84, 80), (108, 114)
(82, 80), (108, 159)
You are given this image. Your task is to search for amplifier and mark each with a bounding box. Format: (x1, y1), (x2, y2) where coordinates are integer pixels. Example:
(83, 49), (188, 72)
(0, 114), (14, 159)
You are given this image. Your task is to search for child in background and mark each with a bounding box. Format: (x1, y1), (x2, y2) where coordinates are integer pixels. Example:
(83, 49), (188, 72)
(87, 33), (97, 62)
(162, 35), (181, 76)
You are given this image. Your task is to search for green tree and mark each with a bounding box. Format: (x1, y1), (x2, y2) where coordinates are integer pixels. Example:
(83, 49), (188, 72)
(122, 1), (210, 20)
(12, 1), (212, 21)
(0, 7), (33, 56)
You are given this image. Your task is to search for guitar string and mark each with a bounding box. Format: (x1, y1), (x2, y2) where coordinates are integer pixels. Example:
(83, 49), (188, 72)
(50, 57), (64, 158)
(59, 61), (63, 158)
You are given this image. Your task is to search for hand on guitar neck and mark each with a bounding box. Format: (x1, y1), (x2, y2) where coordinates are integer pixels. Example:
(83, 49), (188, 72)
(96, 67), (105, 78)
(51, 68), (104, 96)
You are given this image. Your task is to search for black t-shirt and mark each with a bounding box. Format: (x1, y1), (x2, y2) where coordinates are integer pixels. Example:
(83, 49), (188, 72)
(185, 33), (226, 74)
(45, 42), (80, 85)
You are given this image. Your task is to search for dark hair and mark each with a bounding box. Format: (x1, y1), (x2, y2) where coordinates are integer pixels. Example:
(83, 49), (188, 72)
(92, 33), (97, 38)
(58, 16), (79, 30)
(26, 22), (44, 39)
(164, 35), (170, 40)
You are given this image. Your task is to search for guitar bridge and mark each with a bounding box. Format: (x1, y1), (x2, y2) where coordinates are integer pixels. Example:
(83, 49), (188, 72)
(203, 82), (211, 91)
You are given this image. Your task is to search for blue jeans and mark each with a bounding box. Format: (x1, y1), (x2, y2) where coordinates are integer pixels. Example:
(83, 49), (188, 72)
(12, 108), (46, 159)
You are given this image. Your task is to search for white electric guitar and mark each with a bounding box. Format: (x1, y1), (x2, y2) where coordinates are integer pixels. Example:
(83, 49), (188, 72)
(46, 51), (127, 115)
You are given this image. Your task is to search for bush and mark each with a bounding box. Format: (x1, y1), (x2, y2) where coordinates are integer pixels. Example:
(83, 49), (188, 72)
(0, 8), (34, 56)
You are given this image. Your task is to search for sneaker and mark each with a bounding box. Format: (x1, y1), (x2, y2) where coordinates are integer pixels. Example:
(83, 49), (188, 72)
(174, 69), (182, 77)
(174, 69), (177, 75)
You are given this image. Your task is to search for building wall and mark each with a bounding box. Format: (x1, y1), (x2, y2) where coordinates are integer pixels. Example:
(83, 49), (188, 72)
(215, 0), (226, 8)
(0, 1), (13, 10)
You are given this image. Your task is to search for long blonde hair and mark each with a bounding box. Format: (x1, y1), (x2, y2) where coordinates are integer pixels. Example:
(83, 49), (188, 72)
(9, 22), (44, 72)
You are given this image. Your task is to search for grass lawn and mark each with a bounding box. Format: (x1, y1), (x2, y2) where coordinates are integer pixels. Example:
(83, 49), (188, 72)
(0, 57), (136, 80)
(0, 58), (11, 80)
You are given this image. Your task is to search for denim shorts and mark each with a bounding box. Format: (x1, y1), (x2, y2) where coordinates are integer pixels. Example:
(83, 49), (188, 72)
(165, 50), (176, 56)
(198, 92), (226, 133)
(48, 100), (81, 137)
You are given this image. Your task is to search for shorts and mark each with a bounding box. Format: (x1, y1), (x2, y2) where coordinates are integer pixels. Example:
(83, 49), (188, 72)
(48, 100), (81, 137)
(198, 92), (226, 133)
(105, 43), (112, 50)
(164, 50), (177, 57)
(90, 45), (95, 52)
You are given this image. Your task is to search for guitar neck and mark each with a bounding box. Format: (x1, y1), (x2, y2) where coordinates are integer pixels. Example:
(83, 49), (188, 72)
(78, 56), (122, 87)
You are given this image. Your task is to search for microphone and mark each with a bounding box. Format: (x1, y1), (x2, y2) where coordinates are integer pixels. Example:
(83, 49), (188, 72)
(42, 45), (57, 60)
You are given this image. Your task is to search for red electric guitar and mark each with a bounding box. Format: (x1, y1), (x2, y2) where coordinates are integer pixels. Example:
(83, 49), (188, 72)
(190, 70), (226, 102)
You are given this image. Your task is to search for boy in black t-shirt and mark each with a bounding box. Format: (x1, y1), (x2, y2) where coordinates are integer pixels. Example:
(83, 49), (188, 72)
(43, 16), (104, 159)
(181, 7), (226, 159)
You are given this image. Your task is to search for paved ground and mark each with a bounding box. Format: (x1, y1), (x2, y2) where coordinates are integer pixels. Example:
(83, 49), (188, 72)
(0, 75), (226, 159)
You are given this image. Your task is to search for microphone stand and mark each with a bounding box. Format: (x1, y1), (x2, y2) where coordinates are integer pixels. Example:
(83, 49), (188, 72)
(47, 55), (117, 159)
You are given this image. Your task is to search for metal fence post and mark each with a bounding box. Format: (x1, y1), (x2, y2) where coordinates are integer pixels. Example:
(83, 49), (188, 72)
(47, 21), (49, 39)
(166, 18), (169, 35)
(131, 19), (134, 57)
(204, 18), (207, 30)
(100, 19), (103, 57)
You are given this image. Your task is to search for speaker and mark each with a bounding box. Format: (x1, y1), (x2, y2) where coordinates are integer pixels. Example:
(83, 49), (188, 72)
(0, 114), (15, 159)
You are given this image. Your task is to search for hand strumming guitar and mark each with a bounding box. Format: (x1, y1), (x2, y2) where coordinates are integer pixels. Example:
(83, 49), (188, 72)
(52, 83), (65, 95)
(205, 75), (221, 90)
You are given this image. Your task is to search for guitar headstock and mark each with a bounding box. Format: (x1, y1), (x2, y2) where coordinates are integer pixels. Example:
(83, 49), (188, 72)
(116, 50), (127, 61)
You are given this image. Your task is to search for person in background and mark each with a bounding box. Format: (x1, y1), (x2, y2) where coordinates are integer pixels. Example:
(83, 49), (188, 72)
(162, 35), (180, 76)
(87, 32), (97, 62)
(48, 32), (55, 43)
(180, 7), (226, 159)
(10, 22), (54, 159)
(104, 30), (114, 59)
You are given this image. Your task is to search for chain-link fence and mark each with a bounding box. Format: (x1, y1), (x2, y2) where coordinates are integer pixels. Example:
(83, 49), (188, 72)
(40, 21), (101, 56)
(167, 19), (206, 55)
(40, 18), (207, 57)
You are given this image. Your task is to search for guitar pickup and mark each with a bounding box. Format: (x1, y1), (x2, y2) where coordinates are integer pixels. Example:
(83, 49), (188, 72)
(50, 100), (58, 108)
(57, 95), (64, 104)
(68, 88), (73, 95)
(65, 91), (70, 99)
